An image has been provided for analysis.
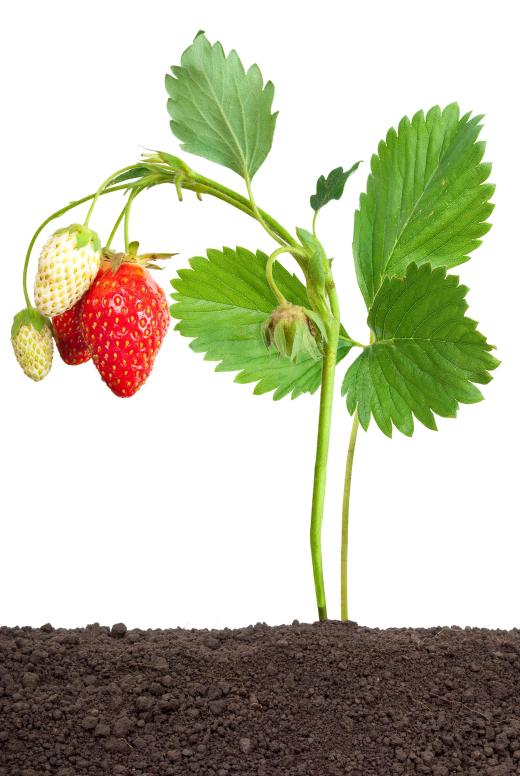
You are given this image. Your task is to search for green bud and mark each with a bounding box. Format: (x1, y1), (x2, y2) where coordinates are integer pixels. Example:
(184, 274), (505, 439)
(262, 304), (325, 363)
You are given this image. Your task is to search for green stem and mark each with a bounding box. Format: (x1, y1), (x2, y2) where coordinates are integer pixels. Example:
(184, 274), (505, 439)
(105, 201), (128, 250)
(84, 165), (137, 227)
(124, 188), (140, 252)
(21, 183), (132, 308)
(312, 209), (319, 238)
(309, 301), (340, 621)
(266, 246), (307, 305)
(244, 172), (285, 247)
(340, 412), (360, 621)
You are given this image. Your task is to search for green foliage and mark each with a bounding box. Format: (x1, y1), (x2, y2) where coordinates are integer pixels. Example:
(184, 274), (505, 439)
(353, 104), (494, 306)
(310, 161), (362, 212)
(342, 263), (499, 437)
(171, 246), (350, 400)
(165, 32), (278, 179)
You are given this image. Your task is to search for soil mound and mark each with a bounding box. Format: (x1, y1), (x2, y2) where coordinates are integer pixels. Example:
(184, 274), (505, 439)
(1, 621), (519, 775)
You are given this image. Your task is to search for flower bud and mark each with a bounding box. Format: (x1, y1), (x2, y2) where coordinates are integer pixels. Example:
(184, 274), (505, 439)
(262, 304), (324, 363)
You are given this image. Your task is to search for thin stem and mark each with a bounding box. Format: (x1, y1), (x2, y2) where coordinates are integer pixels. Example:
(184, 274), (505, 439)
(21, 183), (131, 308)
(244, 172), (285, 247)
(312, 209), (319, 238)
(340, 412), (360, 621)
(105, 201), (128, 250)
(339, 333), (366, 349)
(309, 312), (340, 621)
(124, 188), (139, 252)
(266, 246), (307, 305)
(84, 165), (136, 227)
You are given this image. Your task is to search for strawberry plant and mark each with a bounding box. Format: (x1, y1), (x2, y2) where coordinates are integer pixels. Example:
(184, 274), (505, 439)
(12, 33), (498, 621)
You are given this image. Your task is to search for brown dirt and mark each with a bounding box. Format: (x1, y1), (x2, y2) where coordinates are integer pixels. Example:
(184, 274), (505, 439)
(1, 621), (519, 775)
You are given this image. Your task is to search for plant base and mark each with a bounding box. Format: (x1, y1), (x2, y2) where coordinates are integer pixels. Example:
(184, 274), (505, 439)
(0, 621), (518, 775)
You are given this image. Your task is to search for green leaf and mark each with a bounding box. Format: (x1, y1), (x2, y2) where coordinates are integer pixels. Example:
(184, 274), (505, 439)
(310, 161), (362, 212)
(171, 246), (350, 400)
(353, 104), (494, 306)
(165, 33), (278, 179)
(342, 263), (499, 437)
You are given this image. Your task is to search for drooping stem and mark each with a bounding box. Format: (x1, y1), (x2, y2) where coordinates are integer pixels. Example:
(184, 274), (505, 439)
(244, 172), (285, 247)
(265, 246), (307, 305)
(309, 311), (340, 621)
(340, 411), (360, 621)
(21, 183), (133, 308)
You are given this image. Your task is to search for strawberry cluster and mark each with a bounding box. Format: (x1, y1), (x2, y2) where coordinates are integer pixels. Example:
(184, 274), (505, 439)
(12, 225), (170, 398)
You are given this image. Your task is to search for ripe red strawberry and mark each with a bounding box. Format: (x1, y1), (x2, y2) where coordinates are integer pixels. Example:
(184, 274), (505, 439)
(81, 259), (170, 397)
(52, 297), (91, 365)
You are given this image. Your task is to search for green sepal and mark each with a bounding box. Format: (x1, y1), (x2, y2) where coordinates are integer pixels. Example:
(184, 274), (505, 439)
(310, 161), (362, 212)
(11, 308), (51, 339)
(128, 241), (140, 257)
(111, 166), (150, 185)
(262, 304), (323, 363)
(149, 151), (193, 173)
(55, 223), (101, 252)
(296, 227), (327, 293)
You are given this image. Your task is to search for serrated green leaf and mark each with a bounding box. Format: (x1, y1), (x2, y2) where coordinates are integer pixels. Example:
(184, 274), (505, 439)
(171, 246), (350, 400)
(165, 33), (278, 179)
(342, 263), (499, 437)
(310, 161), (362, 212)
(354, 104), (494, 306)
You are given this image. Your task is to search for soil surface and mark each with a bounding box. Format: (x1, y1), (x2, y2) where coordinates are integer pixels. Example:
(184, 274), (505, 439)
(1, 621), (519, 776)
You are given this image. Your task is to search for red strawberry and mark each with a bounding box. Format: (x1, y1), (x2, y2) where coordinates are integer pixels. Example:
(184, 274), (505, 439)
(52, 297), (91, 365)
(81, 259), (170, 397)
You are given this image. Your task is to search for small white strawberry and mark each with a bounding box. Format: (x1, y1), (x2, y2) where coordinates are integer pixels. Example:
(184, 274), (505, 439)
(34, 223), (102, 317)
(11, 308), (53, 382)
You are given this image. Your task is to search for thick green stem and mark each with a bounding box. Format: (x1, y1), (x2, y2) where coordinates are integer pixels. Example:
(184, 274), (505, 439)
(21, 183), (132, 308)
(309, 313), (340, 621)
(341, 412), (360, 621)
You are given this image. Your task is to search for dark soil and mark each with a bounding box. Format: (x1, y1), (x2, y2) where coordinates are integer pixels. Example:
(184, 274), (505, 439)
(1, 621), (519, 776)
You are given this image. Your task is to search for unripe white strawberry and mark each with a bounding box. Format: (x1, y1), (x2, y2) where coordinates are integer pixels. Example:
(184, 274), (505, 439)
(34, 223), (102, 316)
(11, 308), (53, 382)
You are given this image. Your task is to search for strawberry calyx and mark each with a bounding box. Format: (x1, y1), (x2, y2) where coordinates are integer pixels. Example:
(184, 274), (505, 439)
(11, 307), (51, 338)
(102, 243), (177, 274)
(54, 223), (101, 252)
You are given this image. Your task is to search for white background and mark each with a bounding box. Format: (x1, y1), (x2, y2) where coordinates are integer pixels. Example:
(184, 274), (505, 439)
(1, 0), (518, 630)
